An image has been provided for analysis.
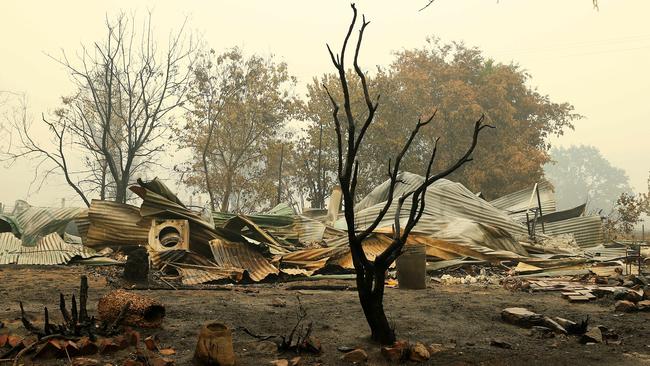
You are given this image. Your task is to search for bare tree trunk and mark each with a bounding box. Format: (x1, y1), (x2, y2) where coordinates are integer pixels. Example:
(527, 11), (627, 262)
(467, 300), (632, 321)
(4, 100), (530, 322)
(356, 265), (394, 344)
(276, 144), (284, 205)
(115, 178), (128, 204)
(202, 119), (217, 211)
(316, 121), (324, 208)
(323, 4), (490, 344)
(221, 171), (233, 212)
(202, 155), (216, 211)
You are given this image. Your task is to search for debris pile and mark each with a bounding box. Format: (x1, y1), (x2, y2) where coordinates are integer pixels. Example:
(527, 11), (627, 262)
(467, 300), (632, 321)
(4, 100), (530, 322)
(0, 172), (645, 294)
(501, 307), (620, 345)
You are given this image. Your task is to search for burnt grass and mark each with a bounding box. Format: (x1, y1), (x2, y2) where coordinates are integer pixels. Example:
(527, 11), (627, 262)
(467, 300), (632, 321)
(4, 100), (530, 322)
(1, 266), (649, 365)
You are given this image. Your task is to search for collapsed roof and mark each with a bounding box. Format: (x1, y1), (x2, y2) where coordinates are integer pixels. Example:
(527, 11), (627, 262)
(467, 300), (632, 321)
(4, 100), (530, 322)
(0, 173), (606, 284)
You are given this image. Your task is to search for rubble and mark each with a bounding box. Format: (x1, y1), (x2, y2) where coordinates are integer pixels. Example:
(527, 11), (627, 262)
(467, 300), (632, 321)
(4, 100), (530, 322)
(380, 340), (409, 362)
(341, 348), (367, 363)
(580, 327), (603, 344)
(409, 342), (431, 361)
(489, 339), (513, 349)
(614, 300), (638, 313)
(1, 175), (641, 293)
(1, 173), (648, 364)
(501, 307), (544, 328)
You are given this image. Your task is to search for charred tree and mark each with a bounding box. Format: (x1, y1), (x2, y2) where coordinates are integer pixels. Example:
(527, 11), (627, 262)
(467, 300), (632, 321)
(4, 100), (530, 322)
(325, 4), (491, 344)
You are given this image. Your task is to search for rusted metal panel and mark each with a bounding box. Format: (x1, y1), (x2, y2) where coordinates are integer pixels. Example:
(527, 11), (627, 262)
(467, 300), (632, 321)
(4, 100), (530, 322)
(214, 212), (328, 246)
(85, 200), (150, 247)
(131, 179), (248, 258)
(174, 266), (243, 285)
(224, 215), (287, 254)
(150, 249), (244, 285)
(276, 247), (345, 271)
(209, 239), (279, 282)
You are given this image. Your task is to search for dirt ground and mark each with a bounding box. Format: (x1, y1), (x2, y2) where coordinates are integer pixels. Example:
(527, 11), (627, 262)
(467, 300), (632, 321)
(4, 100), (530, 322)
(1, 266), (650, 365)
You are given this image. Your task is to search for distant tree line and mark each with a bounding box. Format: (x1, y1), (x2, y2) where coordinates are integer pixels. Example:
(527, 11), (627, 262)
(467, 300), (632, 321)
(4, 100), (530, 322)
(3, 11), (619, 216)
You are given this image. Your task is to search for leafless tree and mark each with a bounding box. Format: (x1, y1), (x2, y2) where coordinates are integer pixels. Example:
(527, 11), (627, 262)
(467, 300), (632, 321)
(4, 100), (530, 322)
(325, 4), (492, 344)
(3, 95), (93, 205)
(6, 14), (194, 204)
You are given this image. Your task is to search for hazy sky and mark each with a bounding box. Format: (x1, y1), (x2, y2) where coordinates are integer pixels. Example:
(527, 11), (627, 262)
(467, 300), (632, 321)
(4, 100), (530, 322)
(1, 0), (649, 208)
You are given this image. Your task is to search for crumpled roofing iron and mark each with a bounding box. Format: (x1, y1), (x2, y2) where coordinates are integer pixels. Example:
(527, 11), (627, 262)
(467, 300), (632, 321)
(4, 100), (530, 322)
(0, 232), (98, 265)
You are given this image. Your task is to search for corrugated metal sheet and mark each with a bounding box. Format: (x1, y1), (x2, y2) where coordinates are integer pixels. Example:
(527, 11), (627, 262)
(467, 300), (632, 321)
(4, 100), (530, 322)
(85, 200), (150, 247)
(213, 211), (294, 229)
(277, 247), (345, 271)
(131, 179), (248, 258)
(149, 249), (244, 285)
(583, 244), (627, 261)
(8, 204), (86, 246)
(489, 181), (556, 223)
(537, 203), (586, 224)
(262, 215), (327, 245)
(539, 216), (604, 248)
(0, 232), (22, 264)
(277, 231), (524, 273)
(335, 174), (531, 254)
(224, 215), (286, 253)
(213, 211), (328, 246)
(209, 239), (279, 282)
(174, 266), (242, 285)
(354, 171), (425, 213)
(331, 234), (395, 269)
(265, 203), (295, 216)
(0, 232), (97, 265)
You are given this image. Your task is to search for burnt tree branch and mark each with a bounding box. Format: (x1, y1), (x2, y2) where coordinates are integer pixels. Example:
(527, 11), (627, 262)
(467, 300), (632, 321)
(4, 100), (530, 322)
(324, 3), (491, 344)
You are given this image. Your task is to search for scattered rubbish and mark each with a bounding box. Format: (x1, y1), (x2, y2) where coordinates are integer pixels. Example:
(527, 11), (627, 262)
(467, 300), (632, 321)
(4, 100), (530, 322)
(381, 340), (409, 362)
(271, 298), (287, 307)
(270, 357), (301, 366)
(615, 300), (638, 313)
(337, 345), (356, 353)
(580, 327), (603, 344)
(530, 326), (555, 339)
(501, 306), (622, 347)
(341, 348), (367, 363)
(490, 339), (513, 349)
(144, 336), (159, 351)
(4, 275), (178, 364)
(501, 307), (544, 328)
(409, 342), (431, 361)
(241, 296), (322, 356)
